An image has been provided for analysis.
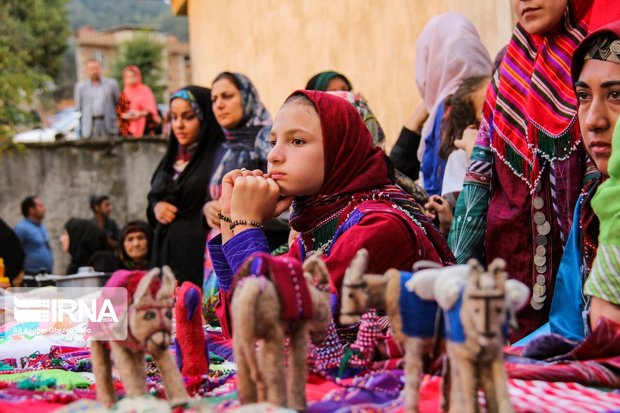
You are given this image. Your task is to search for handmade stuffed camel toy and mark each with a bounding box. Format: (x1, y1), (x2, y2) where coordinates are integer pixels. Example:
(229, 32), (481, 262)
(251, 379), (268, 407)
(429, 258), (528, 413)
(340, 250), (528, 413)
(340, 249), (453, 412)
(90, 267), (189, 408)
(174, 281), (210, 378)
(231, 252), (332, 411)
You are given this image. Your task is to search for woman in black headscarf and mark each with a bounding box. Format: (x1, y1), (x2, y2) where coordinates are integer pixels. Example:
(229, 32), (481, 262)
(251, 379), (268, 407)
(118, 220), (152, 270)
(147, 86), (226, 286)
(61, 218), (118, 274)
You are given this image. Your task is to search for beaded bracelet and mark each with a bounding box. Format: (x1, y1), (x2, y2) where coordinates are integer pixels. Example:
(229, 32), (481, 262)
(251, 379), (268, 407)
(217, 213), (232, 223)
(230, 219), (264, 231)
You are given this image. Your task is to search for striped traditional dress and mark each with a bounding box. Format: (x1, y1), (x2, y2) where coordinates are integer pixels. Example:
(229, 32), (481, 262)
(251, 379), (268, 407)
(448, 1), (593, 339)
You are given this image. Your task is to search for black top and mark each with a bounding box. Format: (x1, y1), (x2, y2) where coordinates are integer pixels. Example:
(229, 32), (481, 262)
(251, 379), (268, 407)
(64, 218), (118, 274)
(91, 217), (120, 243)
(0, 217), (25, 281)
(389, 127), (422, 182)
(147, 85), (226, 286)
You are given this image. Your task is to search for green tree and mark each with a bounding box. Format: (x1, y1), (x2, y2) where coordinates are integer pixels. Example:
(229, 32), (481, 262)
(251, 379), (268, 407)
(0, 0), (70, 149)
(68, 0), (188, 42)
(112, 36), (166, 103)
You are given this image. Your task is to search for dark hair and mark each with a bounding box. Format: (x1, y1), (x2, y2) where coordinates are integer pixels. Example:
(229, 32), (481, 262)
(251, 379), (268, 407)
(305, 71), (353, 91)
(21, 196), (38, 217)
(212, 71), (242, 92)
(439, 76), (490, 160)
(89, 194), (109, 211)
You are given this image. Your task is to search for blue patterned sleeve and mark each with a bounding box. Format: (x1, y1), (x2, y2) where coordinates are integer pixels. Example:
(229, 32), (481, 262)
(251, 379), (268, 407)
(209, 229), (271, 291)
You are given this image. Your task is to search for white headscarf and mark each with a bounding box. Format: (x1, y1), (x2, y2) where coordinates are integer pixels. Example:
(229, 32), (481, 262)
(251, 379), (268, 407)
(415, 13), (492, 161)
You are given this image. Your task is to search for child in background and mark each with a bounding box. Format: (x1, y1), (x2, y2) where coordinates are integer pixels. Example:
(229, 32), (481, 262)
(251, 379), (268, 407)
(424, 75), (491, 235)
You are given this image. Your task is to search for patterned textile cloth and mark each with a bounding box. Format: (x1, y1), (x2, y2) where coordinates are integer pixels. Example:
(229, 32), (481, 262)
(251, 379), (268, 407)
(507, 317), (620, 387)
(325, 91), (386, 148)
(346, 310), (381, 369)
(308, 321), (344, 375)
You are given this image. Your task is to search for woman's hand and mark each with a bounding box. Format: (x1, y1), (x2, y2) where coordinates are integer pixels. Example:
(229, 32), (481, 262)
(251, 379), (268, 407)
(154, 201), (178, 225)
(404, 103), (429, 134)
(219, 169), (264, 216)
(230, 174), (282, 223)
(203, 200), (221, 229)
(424, 195), (453, 236)
(455, 126), (479, 159)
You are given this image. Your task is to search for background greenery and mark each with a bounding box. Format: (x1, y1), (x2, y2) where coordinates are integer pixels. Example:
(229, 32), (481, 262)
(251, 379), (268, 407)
(1, 0), (185, 150)
(0, 0), (70, 147)
(111, 37), (166, 103)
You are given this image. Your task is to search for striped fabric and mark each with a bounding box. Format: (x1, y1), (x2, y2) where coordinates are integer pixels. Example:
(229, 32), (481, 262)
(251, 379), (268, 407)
(585, 244), (620, 305)
(305, 375), (620, 413)
(486, 2), (588, 189)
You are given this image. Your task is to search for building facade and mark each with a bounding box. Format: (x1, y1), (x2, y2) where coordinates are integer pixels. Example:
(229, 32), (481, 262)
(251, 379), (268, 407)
(170, 0), (513, 148)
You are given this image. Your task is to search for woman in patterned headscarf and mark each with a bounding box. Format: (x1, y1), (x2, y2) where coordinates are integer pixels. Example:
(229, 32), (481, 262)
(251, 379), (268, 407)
(203, 72), (289, 247)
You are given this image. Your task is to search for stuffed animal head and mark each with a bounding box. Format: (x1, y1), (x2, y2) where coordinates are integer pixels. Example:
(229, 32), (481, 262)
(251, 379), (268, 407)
(127, 266), (176, 353)
(303, 254), (332, 344)
(462, 258), (509, 347)
(339, 249), (370, 325)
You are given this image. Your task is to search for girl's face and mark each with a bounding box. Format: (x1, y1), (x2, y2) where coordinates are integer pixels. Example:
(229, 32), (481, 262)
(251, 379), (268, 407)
(59, 230), (69, 252)
(123, 231), (149, 262)
(512, 0), (567, 36)
(575, 59), (620, 177)
(211, 78), (244, 129)
(123, 69), (138, 86)
(267, 101), (325, 197)
(170, 98), (201, 146)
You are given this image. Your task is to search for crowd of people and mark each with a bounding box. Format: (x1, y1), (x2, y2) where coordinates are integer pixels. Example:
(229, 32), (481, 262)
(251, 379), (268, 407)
(2, 0), (620, 350)
(0, 194), (153, 288)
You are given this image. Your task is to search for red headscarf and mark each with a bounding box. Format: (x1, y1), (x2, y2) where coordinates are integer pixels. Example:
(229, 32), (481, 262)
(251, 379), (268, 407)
(288, 90), (391, 232)
(122, 65), (160, 137)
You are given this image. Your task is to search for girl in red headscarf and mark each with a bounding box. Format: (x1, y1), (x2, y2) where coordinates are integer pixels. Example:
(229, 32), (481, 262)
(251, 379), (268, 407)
(207, 90), (454, 338)
(119, 65), (160, 138)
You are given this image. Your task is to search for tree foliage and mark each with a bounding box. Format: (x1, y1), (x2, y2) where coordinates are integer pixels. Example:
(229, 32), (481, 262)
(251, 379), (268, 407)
(112, 36), (166, 103)
(68, 0), (188, 42)
(0, 0), (70, 147)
